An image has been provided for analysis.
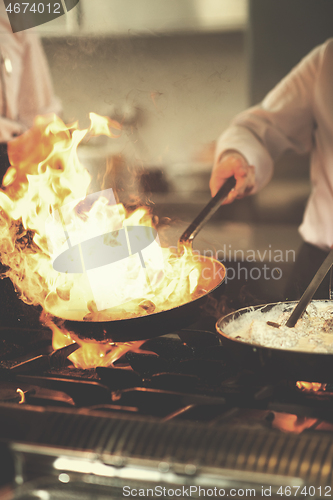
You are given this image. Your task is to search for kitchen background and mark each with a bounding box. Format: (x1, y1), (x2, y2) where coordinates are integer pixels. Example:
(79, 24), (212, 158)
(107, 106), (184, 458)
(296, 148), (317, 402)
(38, 0), (333, 302)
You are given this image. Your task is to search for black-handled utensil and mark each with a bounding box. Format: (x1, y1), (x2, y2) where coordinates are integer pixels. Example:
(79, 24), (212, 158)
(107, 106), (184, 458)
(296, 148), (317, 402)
(285, 247), (333, 327)
(266, 247), (333, 330)
(178, 176), (236, 251)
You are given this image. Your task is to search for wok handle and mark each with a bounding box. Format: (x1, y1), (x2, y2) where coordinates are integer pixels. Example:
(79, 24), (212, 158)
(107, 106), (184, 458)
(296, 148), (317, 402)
(178, 176), (236, 247)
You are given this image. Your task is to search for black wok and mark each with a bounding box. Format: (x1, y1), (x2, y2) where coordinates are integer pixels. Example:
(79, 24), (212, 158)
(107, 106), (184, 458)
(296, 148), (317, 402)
(217, 300), (333, 383)
(53, 177), (236, 342)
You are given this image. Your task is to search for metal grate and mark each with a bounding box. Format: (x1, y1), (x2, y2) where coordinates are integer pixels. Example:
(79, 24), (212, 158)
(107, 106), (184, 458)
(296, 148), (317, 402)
(3, 405), (333, 486)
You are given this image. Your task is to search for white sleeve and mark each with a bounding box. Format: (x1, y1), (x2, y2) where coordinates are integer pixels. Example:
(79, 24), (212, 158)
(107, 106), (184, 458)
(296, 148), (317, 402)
(215, 41), (326, 192)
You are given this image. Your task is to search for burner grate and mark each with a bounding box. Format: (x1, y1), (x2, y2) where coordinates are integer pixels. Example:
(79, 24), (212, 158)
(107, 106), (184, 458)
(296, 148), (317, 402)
(2, 405), (333, 487)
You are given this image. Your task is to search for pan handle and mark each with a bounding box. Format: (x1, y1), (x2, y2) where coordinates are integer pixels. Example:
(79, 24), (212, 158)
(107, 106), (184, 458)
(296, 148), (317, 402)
(178, 176), (236, 248)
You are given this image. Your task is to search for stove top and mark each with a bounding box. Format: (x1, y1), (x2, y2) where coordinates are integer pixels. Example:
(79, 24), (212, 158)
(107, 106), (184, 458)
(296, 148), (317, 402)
(1, 315), (333, 499)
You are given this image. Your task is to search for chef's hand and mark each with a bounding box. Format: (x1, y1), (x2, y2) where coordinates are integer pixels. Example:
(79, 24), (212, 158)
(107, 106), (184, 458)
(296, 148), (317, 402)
(209, 150), (255, 204)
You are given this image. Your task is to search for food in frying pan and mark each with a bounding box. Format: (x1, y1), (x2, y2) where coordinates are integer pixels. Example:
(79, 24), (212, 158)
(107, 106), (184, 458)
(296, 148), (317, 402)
(223, 301), (333, 353)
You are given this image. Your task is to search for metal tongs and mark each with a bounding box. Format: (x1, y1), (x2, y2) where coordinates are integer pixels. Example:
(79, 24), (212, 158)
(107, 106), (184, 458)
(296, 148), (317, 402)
(269, 247), (333, 329)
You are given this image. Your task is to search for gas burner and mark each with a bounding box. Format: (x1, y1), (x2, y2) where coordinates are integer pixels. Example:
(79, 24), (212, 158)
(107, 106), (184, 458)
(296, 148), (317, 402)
(2, 323), (333, 498)
(2, 324), (333, 425)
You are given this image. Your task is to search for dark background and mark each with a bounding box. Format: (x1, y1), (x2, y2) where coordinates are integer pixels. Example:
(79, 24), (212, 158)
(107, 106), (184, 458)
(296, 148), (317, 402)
(249, 0), (333, 104)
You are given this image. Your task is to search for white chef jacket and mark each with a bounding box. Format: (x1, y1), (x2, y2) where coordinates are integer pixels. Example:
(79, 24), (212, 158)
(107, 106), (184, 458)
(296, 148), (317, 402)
(215, 38), (333, 251)
(0, 4), (61, 143)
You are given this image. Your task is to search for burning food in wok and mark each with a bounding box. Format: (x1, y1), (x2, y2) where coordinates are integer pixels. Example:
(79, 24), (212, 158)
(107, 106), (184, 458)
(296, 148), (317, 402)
(0, 112), (225, 368)
(0, 113), (212, 324)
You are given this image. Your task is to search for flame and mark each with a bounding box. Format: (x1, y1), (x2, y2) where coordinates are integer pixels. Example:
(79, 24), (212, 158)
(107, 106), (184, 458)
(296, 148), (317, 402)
(272, 412), (317, 434)
(0, 113), (213, 368)
(296, 381), (327, 392)
(49, 320), (147, 368)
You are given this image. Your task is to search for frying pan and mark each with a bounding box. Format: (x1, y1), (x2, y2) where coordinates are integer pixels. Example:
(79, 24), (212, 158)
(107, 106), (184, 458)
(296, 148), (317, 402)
(216, 300), (333, 382)
(52, 177), (236, 342)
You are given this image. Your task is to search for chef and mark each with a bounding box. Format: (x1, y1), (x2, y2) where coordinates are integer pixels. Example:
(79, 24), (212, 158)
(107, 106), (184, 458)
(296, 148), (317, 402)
(0, 2), (61, 184)
(210, 39), (333, 299)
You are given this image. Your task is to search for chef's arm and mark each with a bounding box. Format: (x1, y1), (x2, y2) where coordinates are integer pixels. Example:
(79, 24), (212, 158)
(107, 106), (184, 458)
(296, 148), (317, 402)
(0, 27), (62, 185)
(210, 39), (325, 201)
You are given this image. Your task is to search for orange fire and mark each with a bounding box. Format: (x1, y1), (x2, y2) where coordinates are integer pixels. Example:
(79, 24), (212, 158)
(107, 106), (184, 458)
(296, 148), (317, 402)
(272, 412), (317, 434)
(0, 113), (210, 368)
(50, 320), (150, 368)
(296, 381), (327, 392)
